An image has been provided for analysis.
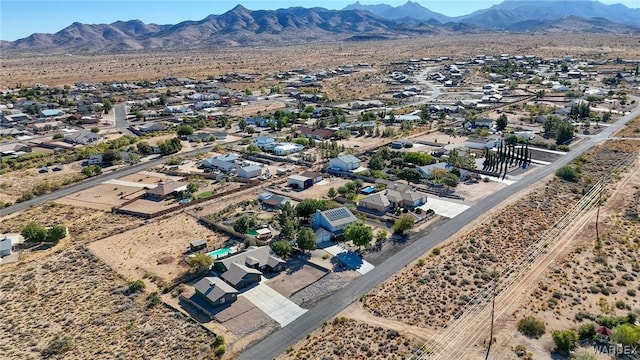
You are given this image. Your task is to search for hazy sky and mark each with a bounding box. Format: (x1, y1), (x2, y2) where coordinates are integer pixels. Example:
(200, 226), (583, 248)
(1, 0), (639, 41)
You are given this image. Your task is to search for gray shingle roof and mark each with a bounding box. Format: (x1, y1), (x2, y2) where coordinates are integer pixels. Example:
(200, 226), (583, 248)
(194, 277), (238, 303)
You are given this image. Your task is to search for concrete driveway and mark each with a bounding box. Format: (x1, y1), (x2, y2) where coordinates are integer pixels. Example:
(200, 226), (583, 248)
(323, 245), (374, 275)
(240, 280), (307, 327)
(419, 197), (470, 218)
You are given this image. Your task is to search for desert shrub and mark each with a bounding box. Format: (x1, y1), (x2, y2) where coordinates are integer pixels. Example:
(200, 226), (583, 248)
(556, 166), (579, 182)
(578, 323), (596, 340)
(128, 279), (145, 294)
(42, 335), (74, 357)
(627, 289), (636, 297)
(432, 247), (441, 256)
(552, 329), (579, 354)
(146, 292), (161, 308)
(517, 316), (546, 338)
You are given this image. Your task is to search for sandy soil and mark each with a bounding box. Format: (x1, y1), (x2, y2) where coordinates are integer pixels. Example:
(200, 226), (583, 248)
(0, 161), (85, 203)
(267, 263), (329, 298)
(487, 148), (640, 359)
(56, 184), (144, 211)
(87, 212), (228, 284)
(0, 246), (218, 359)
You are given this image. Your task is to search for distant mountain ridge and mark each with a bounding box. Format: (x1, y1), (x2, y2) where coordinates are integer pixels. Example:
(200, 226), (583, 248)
(2, 1), (639, 54)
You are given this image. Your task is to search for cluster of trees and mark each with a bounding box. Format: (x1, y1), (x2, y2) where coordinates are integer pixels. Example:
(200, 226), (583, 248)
(551, 320), (639, 355)
(543, 116), (576, 145)
(81, 164), (102, 177)
(336, 180), (364, 200)
(569, 103), (591, 120)
(496, 114), (508, 131)
(402, 152), (434, 166)
(158, 137), (182, 155)
(270, 201), (319, 258)
(430, 168), (459, 187)
(176, 125), (194, 136)
(233, 215), (257, 234)
(21, 222), (67, 244)
(482, 141), (532, 176)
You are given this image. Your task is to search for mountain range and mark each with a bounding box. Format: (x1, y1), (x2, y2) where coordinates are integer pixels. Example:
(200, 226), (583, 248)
(2, 1), (639, 54)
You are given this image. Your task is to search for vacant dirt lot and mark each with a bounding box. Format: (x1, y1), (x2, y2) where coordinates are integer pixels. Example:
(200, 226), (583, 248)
(268, 262), (329, 298)
(56, 183), (144, 211)
(0, 246), (218, 359)
(0, 162), (84, 204)
(279, 317), (418, 360)
(87, 212), (227, 284)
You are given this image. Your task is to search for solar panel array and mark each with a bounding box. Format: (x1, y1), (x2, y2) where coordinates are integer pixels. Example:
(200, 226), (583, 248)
(325, 207), (350, 221)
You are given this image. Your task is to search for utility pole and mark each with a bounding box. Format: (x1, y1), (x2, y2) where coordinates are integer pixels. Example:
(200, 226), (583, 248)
(485, 281), (497, 360)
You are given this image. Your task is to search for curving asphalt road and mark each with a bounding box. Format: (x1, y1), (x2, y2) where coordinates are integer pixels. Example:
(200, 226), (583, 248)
(238, 104), (640, 360)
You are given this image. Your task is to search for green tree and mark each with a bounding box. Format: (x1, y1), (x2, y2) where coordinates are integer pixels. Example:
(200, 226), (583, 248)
(101, 99), (112, 113)
(296, 227), (316, 252)
(612, 323), (640, 346)
(158, 137), (182, 155)
(396, 168), (423, 184)
(238, 118), (247, 131)
(136, 141), (154, 154)
(555, 122), (575, 145)
(578, 323), (596, 340)
(368, 154), (385, 171)
(375, 229), (388, 243)
(271, 240), (292, 259)
(295, 199), (336, 219)
(344, 222), (373, 248)
(176, 125), (194, 136)
(102, 149), (122, 165)
(90, 127), (100, 133)
(517, 316), (546, 338)
(46, 225), (67, 243)
(393, 214), (415, 235)
(327, 187), (337, 198)
(186, 254), (213, 275)
(186, 183), (198, 194)
(496, 114), (508, 131)
(402, 152), (433, 166)
(279, 218), (297, 241)
(278, 202), (296, 225)
(245, 144), (261, 154)
(552, 329), (579, 355)
(81, 165), (102, 177)
(233, 215), (251, 234)
(21, 222), (48, 242)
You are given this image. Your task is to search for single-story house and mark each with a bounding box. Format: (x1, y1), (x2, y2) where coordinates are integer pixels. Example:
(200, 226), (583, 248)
(253, 136), (275, 150)
(464, 137), (500, 150)
(201, 153), (240, 172)
(351, 100), (384, 110)
(64, 131), (100, 145)
(357, 192), (391, 213)
(311, 207), (358, 237)
(416, 162), (451, 179)
(272, 143), (304, 156)
(41, 109), (64, 118)
(138, 122), (167, 133)
(214, 246), (285, 289)
(294, 126), (335, 140)
(329, 155), (360, 172)
(145, 181), (187, 200)
(237, 165), (262, 179)
(193, 277), (238, 307)
(260, 194), (291, 209)
(220, 263), (263, 289)
(287, 174), (313, 190)
(386, 189), (427, 208)
(245, 117), (270, 127)
(300, 171), (323, 183)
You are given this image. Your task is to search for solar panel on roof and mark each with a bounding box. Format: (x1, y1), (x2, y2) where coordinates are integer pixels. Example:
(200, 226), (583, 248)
(325, 208), (350, 221)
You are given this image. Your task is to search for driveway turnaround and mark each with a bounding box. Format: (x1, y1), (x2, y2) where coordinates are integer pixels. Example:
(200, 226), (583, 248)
(240, 281), (307, 327)
(323, 245), (374, 275)
(420, 197), (470, 218)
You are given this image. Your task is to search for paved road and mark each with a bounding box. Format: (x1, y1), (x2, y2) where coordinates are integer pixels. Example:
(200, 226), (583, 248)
(0, 146), (214, 217)
(238, 104), (640, 360)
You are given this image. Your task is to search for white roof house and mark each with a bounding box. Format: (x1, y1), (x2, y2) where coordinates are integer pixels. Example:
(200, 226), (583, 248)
(329, 155), (360, 172)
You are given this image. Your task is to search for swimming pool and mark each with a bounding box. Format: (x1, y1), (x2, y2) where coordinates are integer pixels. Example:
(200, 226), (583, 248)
(207, 247), (232, 259)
